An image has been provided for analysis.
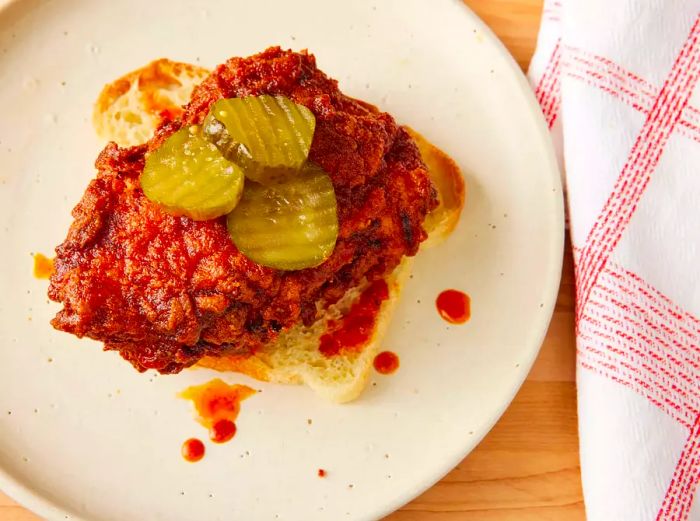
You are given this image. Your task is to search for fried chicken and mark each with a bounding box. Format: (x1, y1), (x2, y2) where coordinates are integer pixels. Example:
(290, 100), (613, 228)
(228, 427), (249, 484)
(48, 47), (437, 373)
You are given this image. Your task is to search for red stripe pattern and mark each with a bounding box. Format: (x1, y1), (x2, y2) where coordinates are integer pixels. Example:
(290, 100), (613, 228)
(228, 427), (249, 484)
(576, 259), (700, 520)
(542, 0), (563, 22)
(578, 259), (700, 429)
(534, 39), (563, 129)
(575, 16), (700, 322)
(564, 46), (700, 144)
(656, 415), (700, 521)
(533, 12), (700, 519)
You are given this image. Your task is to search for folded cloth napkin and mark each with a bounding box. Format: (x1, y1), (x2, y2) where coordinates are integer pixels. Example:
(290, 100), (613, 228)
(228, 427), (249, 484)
(528, 1), (700, 519)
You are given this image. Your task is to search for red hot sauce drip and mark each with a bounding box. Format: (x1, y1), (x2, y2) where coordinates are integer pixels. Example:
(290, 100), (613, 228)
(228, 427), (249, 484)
(373, 351), (400, 375)
(436, 289), (471, 324)
(179, 379), (256, 462)
(181, 438), (205, 462)
(210, 419), (237, 443)
(319, 279), (390, 357)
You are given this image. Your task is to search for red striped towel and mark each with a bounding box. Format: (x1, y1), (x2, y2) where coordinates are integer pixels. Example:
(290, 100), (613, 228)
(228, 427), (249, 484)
(528, 2), (700, 520)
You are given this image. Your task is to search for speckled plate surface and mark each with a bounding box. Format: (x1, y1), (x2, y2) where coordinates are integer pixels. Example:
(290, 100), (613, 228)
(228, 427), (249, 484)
(0, 0), (563, 519)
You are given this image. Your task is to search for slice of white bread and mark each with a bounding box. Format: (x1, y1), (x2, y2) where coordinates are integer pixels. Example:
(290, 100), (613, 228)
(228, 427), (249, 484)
(93, 60), (465, 402)
(198, 259), (413, 402)
(93, 59), (209, 147)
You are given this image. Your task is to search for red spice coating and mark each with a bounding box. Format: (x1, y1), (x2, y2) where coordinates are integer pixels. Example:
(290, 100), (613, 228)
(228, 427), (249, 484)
(48, 47), (437, 373)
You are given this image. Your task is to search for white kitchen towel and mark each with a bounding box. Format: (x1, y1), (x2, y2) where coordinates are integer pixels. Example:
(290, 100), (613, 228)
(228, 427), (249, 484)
(528, 2), (700, 520)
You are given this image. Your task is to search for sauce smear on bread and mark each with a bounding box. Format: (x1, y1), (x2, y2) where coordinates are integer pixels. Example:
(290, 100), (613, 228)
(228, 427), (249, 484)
(319, 279), (389, 356)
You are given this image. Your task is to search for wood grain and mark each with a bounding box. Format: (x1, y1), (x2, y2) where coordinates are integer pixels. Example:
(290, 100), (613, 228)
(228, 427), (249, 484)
(0, 1), (584, 520)
(466, 0), (544, 70)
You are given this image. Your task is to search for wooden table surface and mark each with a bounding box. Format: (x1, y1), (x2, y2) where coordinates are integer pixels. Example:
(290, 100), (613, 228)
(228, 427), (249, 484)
(0, 1), (584, 519)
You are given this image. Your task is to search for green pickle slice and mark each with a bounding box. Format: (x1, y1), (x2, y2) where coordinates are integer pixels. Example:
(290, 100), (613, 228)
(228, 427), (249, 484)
(227, 163), (338, 270)
(140, 126), (245, 221)
(203, 95), (316, 182)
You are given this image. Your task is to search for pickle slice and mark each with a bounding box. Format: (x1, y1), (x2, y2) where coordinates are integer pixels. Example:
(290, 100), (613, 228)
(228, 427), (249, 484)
(204, 95), (316, 182)
(227, 163), (338, 270)
(140, 126), (245, 220)
(202, 116), (254, 171)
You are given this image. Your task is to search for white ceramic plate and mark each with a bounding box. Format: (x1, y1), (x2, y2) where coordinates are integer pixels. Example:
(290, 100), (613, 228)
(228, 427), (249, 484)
(0, 0), (563, 519)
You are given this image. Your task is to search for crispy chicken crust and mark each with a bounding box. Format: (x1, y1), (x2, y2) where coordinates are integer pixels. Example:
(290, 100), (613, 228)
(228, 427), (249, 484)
(49, 47), (437, 373)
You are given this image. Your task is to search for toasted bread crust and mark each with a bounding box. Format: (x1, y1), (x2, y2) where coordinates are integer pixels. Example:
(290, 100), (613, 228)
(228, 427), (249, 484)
(93, 59), (209, 146)
(197, 353), (274, 382)
(405, 127), (466, 247)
